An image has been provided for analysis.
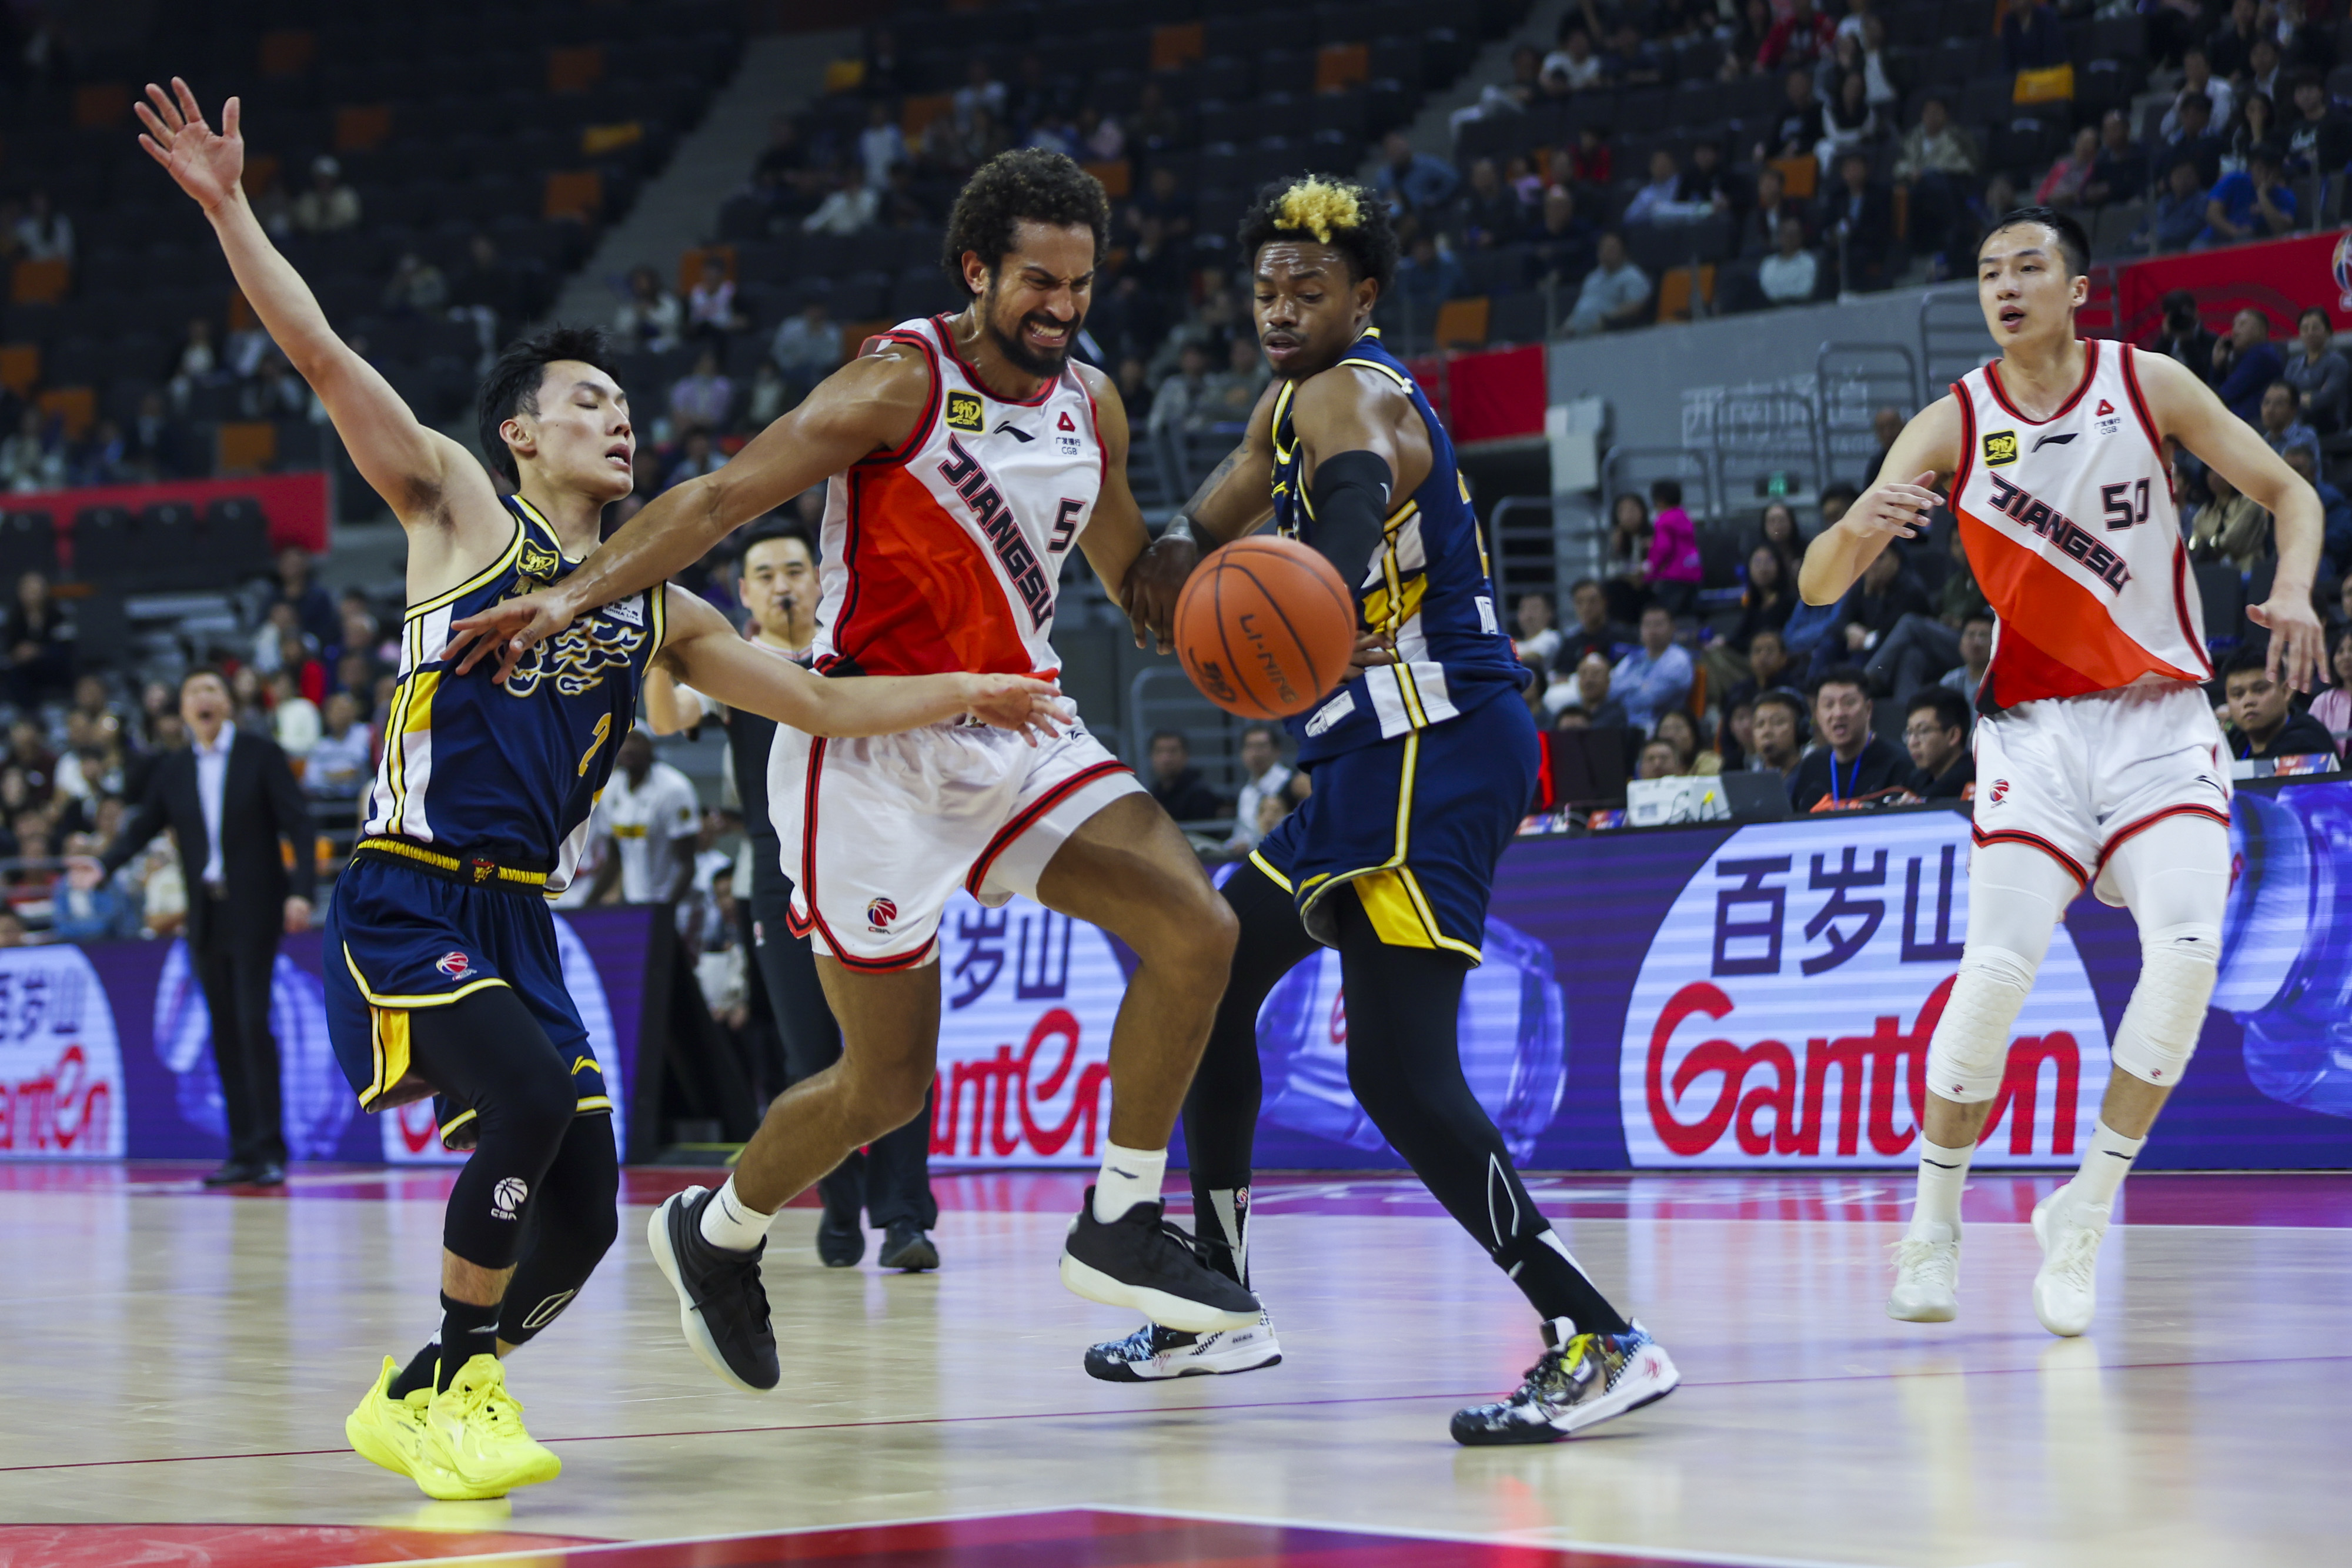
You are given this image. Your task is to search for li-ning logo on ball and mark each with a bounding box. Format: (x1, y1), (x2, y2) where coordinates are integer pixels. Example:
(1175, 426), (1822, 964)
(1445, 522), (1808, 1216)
(867, 897), (898, 933)
(936, 436), (1052, 628)
(492, 1176), (529, 1219)
(436, 950), (471, 977)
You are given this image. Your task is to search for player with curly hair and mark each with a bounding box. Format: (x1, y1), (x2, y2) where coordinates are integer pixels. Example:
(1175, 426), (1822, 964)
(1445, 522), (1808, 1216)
(1104, 176), (1679, 1442)
(440, 148), (1261, 1395)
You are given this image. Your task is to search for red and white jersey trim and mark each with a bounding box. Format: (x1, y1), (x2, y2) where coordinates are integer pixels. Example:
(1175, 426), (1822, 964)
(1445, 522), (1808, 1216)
(1950, 340), (2209, 709)
(810, 316), (1102, 679)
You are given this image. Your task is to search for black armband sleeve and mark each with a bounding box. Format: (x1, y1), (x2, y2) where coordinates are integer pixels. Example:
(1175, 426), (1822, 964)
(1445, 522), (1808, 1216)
(1305, 449), (1395, 594)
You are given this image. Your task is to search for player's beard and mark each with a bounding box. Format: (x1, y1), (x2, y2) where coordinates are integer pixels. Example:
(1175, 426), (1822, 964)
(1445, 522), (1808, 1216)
(983, 279), (1078, 378)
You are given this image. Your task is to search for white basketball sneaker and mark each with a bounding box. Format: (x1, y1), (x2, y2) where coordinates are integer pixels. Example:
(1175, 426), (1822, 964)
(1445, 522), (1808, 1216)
(1887, 1222), (1961, 1322)
(1083, 1312), (1282, 1382)
(2032, 1190), (2109, 1338)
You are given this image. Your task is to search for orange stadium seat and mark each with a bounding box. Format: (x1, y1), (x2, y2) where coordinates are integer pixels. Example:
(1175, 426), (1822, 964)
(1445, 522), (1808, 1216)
(73, 83), (128, 129)
(257, 28), (316, 78)
(1150, 23), (1204, 72)
(679, 245), (737, 294)
(544, 170), (604, 221)
(823, 59), (866, 95)
(333, 104), (392, 153)
(241, 153), (281, 200)
(10, 259), (69, 307)
(1317, 44), (1371, 93)
(1770, 155), (1818, 200)
(38, 387), (95, 442)
(0, 345), (37, 398)
(901, 94), (954, 141)
(1434, 296), (1491, 350)
(1657, 265), (1716, 323)
(548, 44), (606, 94)
(216, 421), (278, 476)
(1084, 159), (1132, 199)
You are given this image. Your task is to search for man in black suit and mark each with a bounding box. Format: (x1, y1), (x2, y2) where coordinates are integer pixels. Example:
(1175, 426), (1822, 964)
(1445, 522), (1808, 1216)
(99, 666), (313, 1184)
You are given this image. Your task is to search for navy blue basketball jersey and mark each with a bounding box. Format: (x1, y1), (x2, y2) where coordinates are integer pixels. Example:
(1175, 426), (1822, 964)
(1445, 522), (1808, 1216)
(1268, 329), (1526, 764)
(362, 494), (665, 890)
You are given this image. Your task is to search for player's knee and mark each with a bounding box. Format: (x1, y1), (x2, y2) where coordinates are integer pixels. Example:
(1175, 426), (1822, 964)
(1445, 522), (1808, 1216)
(1135, 873), (1239, 977)
(1923, 944), (2040, 1104)
(2112, 922), (2217, 1088)
(846, 1056), (933, 1138)
(490, 1052), (580, 1155)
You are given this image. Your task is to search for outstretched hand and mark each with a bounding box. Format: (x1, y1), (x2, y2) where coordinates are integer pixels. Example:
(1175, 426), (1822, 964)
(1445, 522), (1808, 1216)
(135, 78), (243, 214)
(440, 591), (578, 682)
(2249, 589), (2326, 694)
(1121, 530), (1200, 653)
(963, 675), (1071, 747)
(1842, 470), (1941, 543)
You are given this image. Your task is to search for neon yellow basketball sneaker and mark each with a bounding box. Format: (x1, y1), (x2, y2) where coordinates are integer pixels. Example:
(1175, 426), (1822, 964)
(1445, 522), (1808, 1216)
(421, 1354), (562, 1499)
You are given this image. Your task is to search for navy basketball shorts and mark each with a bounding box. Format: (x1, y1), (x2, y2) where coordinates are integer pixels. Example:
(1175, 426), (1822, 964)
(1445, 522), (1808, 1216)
(324, 853), (610, 1149)
(1250, 694), (1540, 964)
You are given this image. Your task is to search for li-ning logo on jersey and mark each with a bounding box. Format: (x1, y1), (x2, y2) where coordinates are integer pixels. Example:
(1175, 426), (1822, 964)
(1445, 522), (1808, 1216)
(503, 596), (649, 698)
(946, 392), (984, 432)
(1983, 472), (2132, 592)
(936, 434), (1053, 628)
(2032, 431), (2078, 452)
(1982, 430), (2020, 466)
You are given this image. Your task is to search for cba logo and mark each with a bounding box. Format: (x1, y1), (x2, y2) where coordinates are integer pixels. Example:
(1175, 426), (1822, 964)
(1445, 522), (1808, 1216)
(1982, 430), (2019, 467)
(867, 897), (899, 932)
(2334, 233), (2352, 309)
(436, 950), (472, 977)
(1989, 778), (2010, 804)
(518, 541), (560, 581)
(492, 1176), (529, 1219)
(946, 392), (985, 432)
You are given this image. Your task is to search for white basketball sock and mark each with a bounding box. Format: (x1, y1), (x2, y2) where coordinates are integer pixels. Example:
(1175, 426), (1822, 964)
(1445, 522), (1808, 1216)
(1910, 1137), (1974, 1237)
(698, 1175), (776, 1252)
(2064, 1120), (2145, 1212)
(1093, 1144), (1166, 1223)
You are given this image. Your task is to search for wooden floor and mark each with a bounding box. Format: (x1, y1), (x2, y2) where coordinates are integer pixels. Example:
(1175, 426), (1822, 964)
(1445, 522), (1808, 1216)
(0, 1166), (2346, 1568)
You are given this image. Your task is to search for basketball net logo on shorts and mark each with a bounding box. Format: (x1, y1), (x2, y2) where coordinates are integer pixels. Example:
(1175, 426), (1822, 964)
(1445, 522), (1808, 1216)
(436, 950), (472, 978)
(1619, 815), (2109, 1168)
(491, 1176), (529, 1220)
(867, 898), (898, 934)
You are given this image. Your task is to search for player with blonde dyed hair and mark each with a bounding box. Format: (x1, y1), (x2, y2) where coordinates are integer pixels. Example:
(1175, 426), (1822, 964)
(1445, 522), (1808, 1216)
(1109, 176), (1679, 1442)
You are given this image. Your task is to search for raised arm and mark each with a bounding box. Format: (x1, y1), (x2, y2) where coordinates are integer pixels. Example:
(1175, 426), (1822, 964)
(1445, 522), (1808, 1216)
(136, 81), (487, 534)
(1114, 379), (1281, 651)
(1799, 396), (1959, 604)
(641, 661), (710, 735)
(654, 588), (1067, 743)
(2139, 350), (2326, 688)
(448, 348), (932, 680)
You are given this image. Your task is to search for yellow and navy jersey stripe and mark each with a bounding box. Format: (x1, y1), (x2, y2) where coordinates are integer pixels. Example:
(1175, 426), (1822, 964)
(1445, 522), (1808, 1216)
(1269, 329), (1526, 764)
(362, 494), (665, 890)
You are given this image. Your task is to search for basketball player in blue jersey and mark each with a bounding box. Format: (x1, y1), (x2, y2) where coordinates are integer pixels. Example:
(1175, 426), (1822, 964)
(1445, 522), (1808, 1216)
(138, 81), (1060, 1500)
(1111, 178), (1679, 1443)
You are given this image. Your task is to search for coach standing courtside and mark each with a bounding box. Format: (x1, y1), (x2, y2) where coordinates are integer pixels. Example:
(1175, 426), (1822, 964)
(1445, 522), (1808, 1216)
(100, 666), (313, 1185)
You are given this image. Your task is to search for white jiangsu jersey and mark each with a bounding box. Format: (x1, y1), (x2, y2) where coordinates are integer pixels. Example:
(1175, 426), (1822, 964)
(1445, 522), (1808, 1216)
(1950, 339), (2210, 710)
(809, 315), (1103, 680)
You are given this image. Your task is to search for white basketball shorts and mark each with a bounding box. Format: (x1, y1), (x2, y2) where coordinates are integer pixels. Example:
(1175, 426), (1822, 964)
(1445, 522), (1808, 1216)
(1971, 678), (2231, 904)
(766, 718), (1144, 969)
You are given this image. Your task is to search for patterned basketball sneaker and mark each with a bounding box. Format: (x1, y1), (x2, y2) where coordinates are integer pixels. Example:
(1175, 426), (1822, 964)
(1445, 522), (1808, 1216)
(2031, 1190), (2108, 1338)
(420, 1354), (561, 1497)
(1449, 1322), (1678, 1446)
(1083, 1312), (1282, 1382)
(345, 1355), (482, 1500)
(1887, 1222), (1962, 1322)
(1060, 1187), (1261, 1335)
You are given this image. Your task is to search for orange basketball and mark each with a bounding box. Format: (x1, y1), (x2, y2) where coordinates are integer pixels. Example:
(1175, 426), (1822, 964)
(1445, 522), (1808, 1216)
(1173, 536), (1358, 720)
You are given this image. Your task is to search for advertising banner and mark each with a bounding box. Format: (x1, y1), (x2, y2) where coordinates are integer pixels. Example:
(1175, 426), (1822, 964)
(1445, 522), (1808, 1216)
(2112, 230), (2352, 342)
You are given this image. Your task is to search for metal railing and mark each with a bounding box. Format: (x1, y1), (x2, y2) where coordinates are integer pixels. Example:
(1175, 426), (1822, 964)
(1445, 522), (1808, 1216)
(1814, 340), (1919, 486)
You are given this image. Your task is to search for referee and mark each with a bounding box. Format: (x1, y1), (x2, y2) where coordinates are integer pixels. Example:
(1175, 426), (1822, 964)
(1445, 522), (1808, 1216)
(643, 517), (940, 1269)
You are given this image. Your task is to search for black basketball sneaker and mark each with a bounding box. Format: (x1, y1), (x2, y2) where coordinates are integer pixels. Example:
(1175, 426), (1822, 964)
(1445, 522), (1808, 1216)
(647, 1185), (780, 1393)
(1059, 1187), (1261, 1333)
(1449, 1321), (1678, 1445)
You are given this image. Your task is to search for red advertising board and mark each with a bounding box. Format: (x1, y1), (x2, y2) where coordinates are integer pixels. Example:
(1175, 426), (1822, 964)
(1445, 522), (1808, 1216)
(2113, 230), (2352, 342)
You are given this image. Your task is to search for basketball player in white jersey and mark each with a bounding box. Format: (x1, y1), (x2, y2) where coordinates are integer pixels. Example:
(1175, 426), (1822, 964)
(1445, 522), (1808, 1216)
(1801, 207), (2323, 1338)
(443, 149), (1259, 1392)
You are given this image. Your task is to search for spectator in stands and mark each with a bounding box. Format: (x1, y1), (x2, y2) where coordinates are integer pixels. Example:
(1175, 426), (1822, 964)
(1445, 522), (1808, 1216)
(857, 99), (906, 189)
(1942, 613), (1994, 706)
(2247, 35), (2286, 105)
(1127, 80), (1179, 152)
(1224, 723), (1294, 856)
(2213, 307), (2289, 422)
(1562, 577), (1636, 668)
(1145, 730), (1226, 822)
(752, 113), (821, 217)
(1748, 689), (1806, 785)
(2080, 111), (2150, 209)
(954, 56), (1007, 132)
(1611, 605), (1694, 732)
(238, 356), (306, 422)
(669, 349), (734, 436)
(1568, 231), (1650, 335)
(579, 731), (699, 908)
(2000, 0), (2066, 71)
(802, 162), (880, 235)
(271, 547), (338, 655)
(2226, 650), (2337, 759)
(1394, 233), (1465, 318)
(2166, 49), (2236, 141)
(1714, 547), (1798, 693)
(861, 25), (900, 96)
(1641, 480), (1703, 616)
(1767, 68), (1829, 162)
(1148, 341), (1219, 438)
(1076, 106), (1122, 164)
(1840, 545), (1932, 663)
(1893, 95), (1979, 275)
(2136, 158), (2214, 253)
(1565, 126), (1613, 189)
(1758, 216), (1819, 304)
(380, 252), (446, 316)
(1460, 159), (1524, 248)
(1853, 12), (1903, 111)
(290, 155), (360, 235)
(2208, 0), (2263, 79)
(1526, 184), (1598, 285)
(2190, 465), (2273, 572)
(12, 188), (69, 263)
(685, 266), (745, 342)
(1722, 624), (1800, 714)
(1376, 131), (1462, 218)
(1819, 151), (1892, 293)
(2313, 628), (2352, 750)
(0, 406), (59, 493)
(1558, 651), (1630, 727)
(663, 429), (726, 492)
(1902, 687), (1975, 800)
(124, 391), (192, 480)
(2260, 379), (2321, 462)
(1791, 667), (1903, 808)
(1541, 22), (1606, 92)
(2036, 126), (2103, 210)
(2, 570), (69, 709)
(1758, 0), (1835, 71)
(770, 300), (843, 393)
(305, 691), (373, 800)
(1623, 149), (1692, 226)
(1675, 140), (1735, 216)
(1816, 68), (1880, 175)
(1819, 481), (1860, 530)
(1206, 334), (1271, 425)
(1635, 737), (1682, 781)
(2198, 142), (2297, 248)
(1512, 592), (1561, 671)
(2281, 444), (2352, 574)
(268, 671), (318, 758)
(743, 362), (789, 429)
(1739, 165), (1806, 258)
(2229, 90), (2282, 170)
(2286, 70), (2352, 178)
(2284, 305), (2347, 433)
(1653, 709), (1716, 776)
(614, 265), (683, 353)
(1856, 406), (1904, 487)
(2158, 92), (2227, 192)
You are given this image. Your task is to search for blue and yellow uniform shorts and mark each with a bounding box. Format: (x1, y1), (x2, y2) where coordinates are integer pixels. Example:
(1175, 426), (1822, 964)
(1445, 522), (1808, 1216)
(323, 845), (610, 1149)
(1251, 695), (1539, 964)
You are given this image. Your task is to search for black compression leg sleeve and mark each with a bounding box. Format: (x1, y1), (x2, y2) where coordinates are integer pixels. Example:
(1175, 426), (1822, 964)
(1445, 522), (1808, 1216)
(1183, 861), (1321, 1288)
(497, 1112), (621, 1348)
(407, 985), (581, 1273)
(1333, 894), (1632, 1336)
